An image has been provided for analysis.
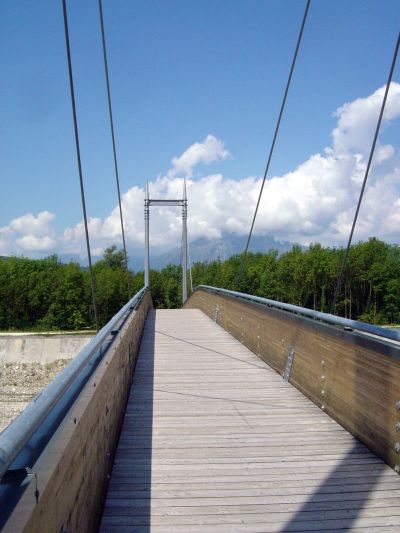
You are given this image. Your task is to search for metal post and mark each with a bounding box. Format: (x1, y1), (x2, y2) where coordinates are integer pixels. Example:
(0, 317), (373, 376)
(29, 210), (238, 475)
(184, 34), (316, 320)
(182, 179), (188, 303)
(144, 181), (188, 298)
(144, 181), (150, 287)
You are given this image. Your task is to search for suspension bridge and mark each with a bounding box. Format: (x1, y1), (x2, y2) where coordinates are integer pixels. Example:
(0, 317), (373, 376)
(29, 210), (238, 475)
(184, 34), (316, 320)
(1, 1), (400, 532)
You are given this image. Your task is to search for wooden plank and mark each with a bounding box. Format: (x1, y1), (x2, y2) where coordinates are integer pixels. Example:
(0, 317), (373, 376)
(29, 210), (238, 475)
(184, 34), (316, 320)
(101, 504), (400, 524)
(100, 308), (400, 532)
(99, 515), (400, 533)
(185, 289), (400, 470)
(3, 293), (153, 533)
(102, 496), (400, 518)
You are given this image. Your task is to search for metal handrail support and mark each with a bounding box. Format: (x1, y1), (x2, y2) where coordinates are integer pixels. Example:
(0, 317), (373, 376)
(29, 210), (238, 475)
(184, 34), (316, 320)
(0, 287), (149, 480)
(195, 285), (400, 345)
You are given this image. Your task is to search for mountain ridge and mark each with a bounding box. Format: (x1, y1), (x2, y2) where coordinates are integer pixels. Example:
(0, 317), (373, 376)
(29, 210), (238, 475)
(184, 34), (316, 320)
(129, 234), (305, 271)
(1, 235), (305, 271)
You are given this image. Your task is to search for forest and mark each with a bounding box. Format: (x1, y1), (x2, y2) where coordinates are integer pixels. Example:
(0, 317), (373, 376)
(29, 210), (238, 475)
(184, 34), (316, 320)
(0, 237), (399, 331)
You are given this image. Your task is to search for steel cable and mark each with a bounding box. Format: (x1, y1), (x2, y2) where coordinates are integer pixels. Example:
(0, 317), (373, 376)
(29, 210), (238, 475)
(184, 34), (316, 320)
(98, 0), (131, 298)
(61, 0), (99, 330)
(330, 31), (400, 314)
(241, 0), (311, 259)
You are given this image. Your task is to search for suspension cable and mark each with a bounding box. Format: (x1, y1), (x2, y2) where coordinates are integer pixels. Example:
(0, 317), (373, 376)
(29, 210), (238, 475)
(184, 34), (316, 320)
(330, 31), (400, 314)
(242, 0), (311, 257)
(185, 224), (194, 294)
(98, 0), (131, 298)
(62, 0), (99, 330)
(188, 240), (194, 293)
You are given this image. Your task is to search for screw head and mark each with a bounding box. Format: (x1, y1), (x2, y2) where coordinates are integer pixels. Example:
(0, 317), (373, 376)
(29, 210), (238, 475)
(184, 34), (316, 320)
(395, 442), (400, 453)
(396, 422), (400, 432)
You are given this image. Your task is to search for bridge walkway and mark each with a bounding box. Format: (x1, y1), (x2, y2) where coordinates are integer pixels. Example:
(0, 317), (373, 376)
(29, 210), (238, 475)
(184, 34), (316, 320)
(100, 309), (400, 532)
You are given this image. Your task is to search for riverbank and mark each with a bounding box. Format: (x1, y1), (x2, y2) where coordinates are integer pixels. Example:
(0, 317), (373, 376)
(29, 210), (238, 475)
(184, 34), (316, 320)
(0, 332), (95, 433)
(0, 332), (94, 363)
(0, 359), (69, 433)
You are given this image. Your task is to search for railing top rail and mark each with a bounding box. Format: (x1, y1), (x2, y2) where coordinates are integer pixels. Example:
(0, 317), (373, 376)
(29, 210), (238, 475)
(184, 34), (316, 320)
(195, 285), (400, 344)
(0, 286), (149, 479)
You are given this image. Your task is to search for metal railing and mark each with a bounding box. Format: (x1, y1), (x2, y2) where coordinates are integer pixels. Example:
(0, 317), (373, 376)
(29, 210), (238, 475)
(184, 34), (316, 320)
(0, 287), (148, 480)
(195, 285), (400, 344)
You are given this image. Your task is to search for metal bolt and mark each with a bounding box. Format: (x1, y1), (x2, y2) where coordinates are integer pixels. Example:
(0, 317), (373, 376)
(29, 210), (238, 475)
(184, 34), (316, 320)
(321, 404), (325, 410)
(321, 360), (325, 366)
(395, 442), (400, 453)
(321, 375), (325, 380)
(396, 422), (400, 432)
(321, 390), (325, 396)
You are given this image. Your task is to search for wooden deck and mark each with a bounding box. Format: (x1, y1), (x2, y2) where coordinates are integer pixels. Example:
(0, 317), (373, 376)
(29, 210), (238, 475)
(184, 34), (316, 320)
(100, 309), (400, 532)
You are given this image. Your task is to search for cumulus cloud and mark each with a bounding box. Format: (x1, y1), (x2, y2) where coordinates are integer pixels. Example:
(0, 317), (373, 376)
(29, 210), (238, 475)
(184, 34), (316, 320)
(168, 134), (230, 178)
(1, 83), (399, 258)
(332, 84), (400, 157)
(108, 83), (398, 249)
(0, 211), (56, 255)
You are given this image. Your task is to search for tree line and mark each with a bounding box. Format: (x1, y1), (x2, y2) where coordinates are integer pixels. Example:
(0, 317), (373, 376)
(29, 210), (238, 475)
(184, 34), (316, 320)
(1, 238), (399, 331)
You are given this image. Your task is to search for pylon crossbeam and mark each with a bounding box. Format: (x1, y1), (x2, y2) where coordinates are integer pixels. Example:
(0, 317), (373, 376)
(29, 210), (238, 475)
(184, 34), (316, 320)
(144, 181), (188, 303)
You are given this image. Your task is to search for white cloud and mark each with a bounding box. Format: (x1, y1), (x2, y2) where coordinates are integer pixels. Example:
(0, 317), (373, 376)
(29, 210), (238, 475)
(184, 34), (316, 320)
(0, 211), (56, 255)
(332, 84), (400, 157)
(16, 235), (56, 252)
(9, 211), (55, 237)
(168, 134), (230, 178)
(1, 83), (399, 258)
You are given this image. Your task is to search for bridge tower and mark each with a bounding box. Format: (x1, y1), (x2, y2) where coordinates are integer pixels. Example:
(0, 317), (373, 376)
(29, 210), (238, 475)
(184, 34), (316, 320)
(144, 181), (150, 287)
(144, 180), (188, 303)
(182, 179), (188, 302)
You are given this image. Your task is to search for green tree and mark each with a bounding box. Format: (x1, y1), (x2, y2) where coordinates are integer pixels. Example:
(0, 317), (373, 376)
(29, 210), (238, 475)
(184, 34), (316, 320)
(102, 245), (127, 269)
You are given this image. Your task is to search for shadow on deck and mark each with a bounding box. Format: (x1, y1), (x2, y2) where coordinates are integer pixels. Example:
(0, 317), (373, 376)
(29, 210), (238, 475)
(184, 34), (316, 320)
(99, 309), (400, 532)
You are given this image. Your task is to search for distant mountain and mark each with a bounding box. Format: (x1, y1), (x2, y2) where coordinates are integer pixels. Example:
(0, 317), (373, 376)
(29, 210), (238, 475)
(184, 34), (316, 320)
(128, 255), (147, 272)
(1, 235), (303, 272)
(130, 234), (305, 271)
(58, 253), (88, 264)
(0, 253), (96, 265)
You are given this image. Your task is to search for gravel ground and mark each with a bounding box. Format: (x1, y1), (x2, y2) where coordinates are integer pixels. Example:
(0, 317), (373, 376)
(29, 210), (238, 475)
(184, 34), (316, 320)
(0, 360), (70, 433)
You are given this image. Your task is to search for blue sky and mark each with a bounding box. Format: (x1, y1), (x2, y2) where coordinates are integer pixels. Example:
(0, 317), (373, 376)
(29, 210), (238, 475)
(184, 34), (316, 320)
(0, 0), (399, 257)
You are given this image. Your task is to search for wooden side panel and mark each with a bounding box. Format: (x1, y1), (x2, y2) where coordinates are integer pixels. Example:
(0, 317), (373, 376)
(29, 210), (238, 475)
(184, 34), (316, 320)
(4, 292), (153, 533)
(184, 289), (400, 471)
